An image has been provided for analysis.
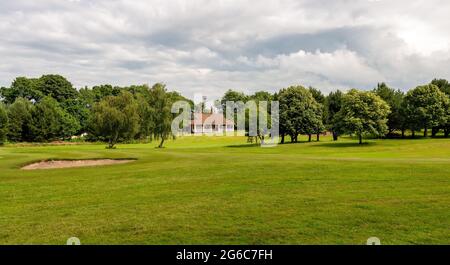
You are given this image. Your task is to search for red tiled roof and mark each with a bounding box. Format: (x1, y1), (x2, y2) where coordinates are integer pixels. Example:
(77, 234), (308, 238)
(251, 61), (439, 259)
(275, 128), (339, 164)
(191, 113), (234, 125)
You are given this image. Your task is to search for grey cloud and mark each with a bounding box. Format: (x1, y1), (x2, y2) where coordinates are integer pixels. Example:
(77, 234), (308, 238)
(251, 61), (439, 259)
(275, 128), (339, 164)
(0, 0), (449, 99)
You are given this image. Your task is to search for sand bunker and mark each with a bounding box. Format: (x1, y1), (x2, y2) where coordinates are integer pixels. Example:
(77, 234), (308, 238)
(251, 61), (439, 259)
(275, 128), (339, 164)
(22, 159), (134, 170)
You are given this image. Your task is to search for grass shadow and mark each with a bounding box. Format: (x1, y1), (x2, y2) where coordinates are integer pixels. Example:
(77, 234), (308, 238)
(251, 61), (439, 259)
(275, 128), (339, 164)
(226, 143), (260, 148)
(310, 141), (377, 148)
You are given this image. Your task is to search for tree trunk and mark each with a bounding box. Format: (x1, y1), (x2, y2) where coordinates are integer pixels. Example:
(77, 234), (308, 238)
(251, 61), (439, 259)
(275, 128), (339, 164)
(412, 130), (415, 138)
(332, 131), (338, 141)
(308, 134), (311, 142)
(358, 134), (363, 144)
(316, 133), (320, 141)
(158, 138), (165, 148)
(424, 126), (428, 137)
(445, 128), (449, 138)
(401, 129), (405, 139)
(108, 131), (119, 149)
(281, 133), (285, 144)
(431, 127), (438, 137)
(108, 138), (115, 149)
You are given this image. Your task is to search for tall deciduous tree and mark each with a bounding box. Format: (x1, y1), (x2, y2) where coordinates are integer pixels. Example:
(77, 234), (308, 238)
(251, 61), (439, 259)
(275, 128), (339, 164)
(7, 98), (33, 142)
(89, 91), (139, 148)
(336, 89), (390, 144)
(136, 93), (152, 141)
(58, 111), (81, 140)
(279, 86), (322, 143)
(30, 97), (63, 142)
(430, 79), (450, 137)
(431, 78), (450, 95)
(309, 87), (326, 141)
(0, 104), (8, 145)
(148, 83), (173, 148)
(324, 90), (343, 141)
(0, 77), (43, 104)
(37, 75), (78, 102)
(61, 98), (90, 134)
(403, 84), (448, 137)
(373, 83), (405, 137)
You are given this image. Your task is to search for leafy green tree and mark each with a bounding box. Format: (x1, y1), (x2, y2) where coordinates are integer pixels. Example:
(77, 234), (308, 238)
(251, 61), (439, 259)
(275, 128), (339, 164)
(136, 93), (153, 141)
(148, 83), (173, 148)
(221, 89), (248, 105)
(220, 89), (248, 117)
(443, 102), (450, 138)
(403, 84), (449, 137)
(88, 84), (121, 102)
(30, 97), (62, 142)
(373, 83), (405, 137)
(247, 91), (275, 143)
(249, 91), (273, 102)
(78, 86), (96, 106)
(123, 84), (151, 97)
(61, 98), (90, 134)
(324, 90), (343, 141)
(36, 75), (78, 102)
(430, 79), (450, 137)
(89, 91), (139, 148)
(167, 91), (194, 108)
(309, 87), (326, 141)
(7, 98), (33, 142)
(0, 77), (43, 104)
(0, 104), (8, 145)
(59, 111), (81, 140)
(336, 89), (390, 144)
(431, 78), (450, 95)
(278, 86), (322, 143)
(29, 96), (80, 142)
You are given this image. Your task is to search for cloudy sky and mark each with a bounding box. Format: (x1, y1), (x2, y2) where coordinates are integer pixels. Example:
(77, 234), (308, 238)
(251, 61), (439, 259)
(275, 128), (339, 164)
(1, 0), (449, 98)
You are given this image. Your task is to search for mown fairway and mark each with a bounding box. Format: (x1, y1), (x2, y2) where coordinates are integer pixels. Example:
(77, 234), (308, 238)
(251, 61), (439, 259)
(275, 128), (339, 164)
(0, 136), (449, 244)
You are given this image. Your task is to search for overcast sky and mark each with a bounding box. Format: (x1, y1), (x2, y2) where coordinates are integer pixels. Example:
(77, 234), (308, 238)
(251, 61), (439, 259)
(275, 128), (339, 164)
(1, 0), (449, 98)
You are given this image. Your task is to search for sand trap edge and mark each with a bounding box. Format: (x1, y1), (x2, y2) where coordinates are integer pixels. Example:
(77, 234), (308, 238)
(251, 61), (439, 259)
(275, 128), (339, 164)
(21, 158), (136, 170)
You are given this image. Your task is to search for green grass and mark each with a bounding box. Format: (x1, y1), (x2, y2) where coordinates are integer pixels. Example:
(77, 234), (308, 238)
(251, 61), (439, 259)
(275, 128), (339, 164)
(0, 136), (449, 245)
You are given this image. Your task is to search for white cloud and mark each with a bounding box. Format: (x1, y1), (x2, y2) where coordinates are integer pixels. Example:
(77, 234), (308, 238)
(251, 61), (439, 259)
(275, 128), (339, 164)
(0, 0), (450, 98)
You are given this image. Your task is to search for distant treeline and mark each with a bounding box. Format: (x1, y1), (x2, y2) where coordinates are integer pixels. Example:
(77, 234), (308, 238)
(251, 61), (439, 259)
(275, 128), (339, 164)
(0, 75), (192, 148)
(221, 79), (450, 144)
(0, 75), (449, 147)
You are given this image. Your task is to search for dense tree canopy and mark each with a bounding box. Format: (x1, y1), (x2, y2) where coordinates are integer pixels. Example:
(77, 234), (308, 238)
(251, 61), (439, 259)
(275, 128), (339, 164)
(403, 84), (449, 137)
(148, 83), (173, 148)
(336, 89), (390, 144)
(431, 78), (450, 95)
(0, 104), (8, 145)
(7, 98), (33, 142)
(0, 77), (42, 104)
(278, 86), (322, 143)
(37, 75), (78, 102)
(324, 90), (343, 141)
(1, 74), (450, 146)
(373, 83), (405, 136)
(89, 91), (139, 148)
(30, 97), (74, 142)
(308, 87), (326, 141)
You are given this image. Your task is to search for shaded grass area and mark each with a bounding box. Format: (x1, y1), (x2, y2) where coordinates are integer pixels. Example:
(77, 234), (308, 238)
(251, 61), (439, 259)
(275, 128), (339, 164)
(0, 136), (449, 244)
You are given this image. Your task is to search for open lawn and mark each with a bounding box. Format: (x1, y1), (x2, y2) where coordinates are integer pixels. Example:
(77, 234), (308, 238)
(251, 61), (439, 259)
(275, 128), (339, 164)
(0, 136), (449, 244)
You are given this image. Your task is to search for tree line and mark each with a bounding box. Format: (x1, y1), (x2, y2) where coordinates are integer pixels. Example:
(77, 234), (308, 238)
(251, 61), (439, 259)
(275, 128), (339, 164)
(220, 79), (450, 144)
(0, 75), (191, 148)
(0, 74), (449, 147)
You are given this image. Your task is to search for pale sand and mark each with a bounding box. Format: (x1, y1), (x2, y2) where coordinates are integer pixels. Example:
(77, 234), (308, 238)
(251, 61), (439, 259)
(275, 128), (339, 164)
(22, 159), (134, 170)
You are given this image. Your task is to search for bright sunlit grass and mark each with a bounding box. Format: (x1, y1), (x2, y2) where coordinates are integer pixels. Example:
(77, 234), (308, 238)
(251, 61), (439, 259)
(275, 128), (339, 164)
(0, 136), (449, 244)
